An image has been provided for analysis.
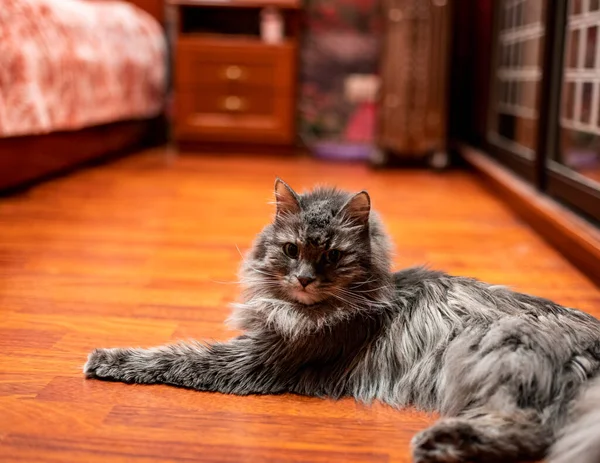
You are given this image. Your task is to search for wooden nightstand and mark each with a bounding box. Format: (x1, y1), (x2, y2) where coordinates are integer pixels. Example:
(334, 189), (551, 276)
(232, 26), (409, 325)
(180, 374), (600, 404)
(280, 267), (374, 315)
(169, 0), (301, 149)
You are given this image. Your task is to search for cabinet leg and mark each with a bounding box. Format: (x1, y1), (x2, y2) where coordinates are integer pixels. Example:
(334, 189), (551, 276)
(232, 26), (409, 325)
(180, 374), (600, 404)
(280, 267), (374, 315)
(428, 150), (450, 170)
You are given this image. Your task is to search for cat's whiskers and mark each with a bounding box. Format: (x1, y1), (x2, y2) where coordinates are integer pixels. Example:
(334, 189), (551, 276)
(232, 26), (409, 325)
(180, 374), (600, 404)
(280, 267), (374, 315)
(351, 277), (379, 288)
(235, 244), (280, 279)
(327, 291), (369, 312)
(335, 286), (388, 303)
(347, 285), (392, 294)
(210, 279), (242, 285)
(330, 289), (392, 314)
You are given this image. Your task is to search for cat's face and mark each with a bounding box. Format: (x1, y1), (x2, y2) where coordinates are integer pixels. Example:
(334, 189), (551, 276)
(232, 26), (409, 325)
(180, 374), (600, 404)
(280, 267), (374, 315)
(244, 179), (384, 307)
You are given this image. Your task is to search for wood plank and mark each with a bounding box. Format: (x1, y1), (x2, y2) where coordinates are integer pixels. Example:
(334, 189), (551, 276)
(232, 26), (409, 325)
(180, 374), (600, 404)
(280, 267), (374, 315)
(3, 434), (388, 463)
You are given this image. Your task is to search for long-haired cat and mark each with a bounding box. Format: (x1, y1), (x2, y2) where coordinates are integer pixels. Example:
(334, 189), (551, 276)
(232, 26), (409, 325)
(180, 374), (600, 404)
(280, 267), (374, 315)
(85, 179), (600, 463)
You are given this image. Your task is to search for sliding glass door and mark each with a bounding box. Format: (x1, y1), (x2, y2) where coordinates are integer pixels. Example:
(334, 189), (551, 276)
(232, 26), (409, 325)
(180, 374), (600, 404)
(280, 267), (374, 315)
(549, 0), (600, 219)
(486, 0), (600, 221)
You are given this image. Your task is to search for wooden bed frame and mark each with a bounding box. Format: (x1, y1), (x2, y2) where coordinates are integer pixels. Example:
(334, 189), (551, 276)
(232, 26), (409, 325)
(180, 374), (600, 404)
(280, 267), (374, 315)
(0, 0), (167, 193)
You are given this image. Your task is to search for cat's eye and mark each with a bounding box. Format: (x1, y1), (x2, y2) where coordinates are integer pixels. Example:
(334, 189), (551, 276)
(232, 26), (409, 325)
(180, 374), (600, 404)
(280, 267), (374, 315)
(325, 249), (342, 264)
(283, 243), (299, 259)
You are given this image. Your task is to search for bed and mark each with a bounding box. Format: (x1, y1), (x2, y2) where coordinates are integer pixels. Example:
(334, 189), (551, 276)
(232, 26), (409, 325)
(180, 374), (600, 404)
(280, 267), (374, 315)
(0, 0), (167, 191)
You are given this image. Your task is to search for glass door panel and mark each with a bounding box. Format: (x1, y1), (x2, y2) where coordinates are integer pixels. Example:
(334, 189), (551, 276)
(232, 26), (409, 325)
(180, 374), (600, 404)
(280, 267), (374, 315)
(556, 0), (600, 188)
(489, 0), (546, 160)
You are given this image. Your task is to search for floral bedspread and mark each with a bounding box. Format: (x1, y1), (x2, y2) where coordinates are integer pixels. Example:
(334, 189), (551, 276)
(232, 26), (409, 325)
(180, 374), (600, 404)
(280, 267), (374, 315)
(0, 0), (166, 138)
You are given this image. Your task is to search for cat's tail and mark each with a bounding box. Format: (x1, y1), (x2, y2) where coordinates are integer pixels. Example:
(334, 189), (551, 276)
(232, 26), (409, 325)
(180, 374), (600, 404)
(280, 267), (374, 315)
(548, 375), (600, 463)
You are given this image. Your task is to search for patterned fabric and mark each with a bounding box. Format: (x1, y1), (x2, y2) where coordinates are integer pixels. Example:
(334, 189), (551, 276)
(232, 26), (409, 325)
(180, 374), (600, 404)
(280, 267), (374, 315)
(0, 0), (166, 138)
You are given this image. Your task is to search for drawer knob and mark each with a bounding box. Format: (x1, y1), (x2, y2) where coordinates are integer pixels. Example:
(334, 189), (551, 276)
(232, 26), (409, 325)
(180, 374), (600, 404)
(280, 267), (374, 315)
(223, 95), (244, 111)
(224, 65), (243, 80)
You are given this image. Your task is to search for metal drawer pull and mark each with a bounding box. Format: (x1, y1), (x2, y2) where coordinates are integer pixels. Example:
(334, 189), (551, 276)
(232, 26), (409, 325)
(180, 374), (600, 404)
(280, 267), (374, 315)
(222, 96), (245, 111)
(224, 65), (243, 80)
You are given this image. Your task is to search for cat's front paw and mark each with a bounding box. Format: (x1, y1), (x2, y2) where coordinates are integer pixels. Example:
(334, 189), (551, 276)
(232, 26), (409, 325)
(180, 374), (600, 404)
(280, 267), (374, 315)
(411, 419), (482, 463)
(84, 348), (127, 380)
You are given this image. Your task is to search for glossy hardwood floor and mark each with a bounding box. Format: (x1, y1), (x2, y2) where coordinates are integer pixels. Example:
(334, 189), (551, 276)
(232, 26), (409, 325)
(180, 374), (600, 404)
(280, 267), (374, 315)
(1, 148), (598, 463)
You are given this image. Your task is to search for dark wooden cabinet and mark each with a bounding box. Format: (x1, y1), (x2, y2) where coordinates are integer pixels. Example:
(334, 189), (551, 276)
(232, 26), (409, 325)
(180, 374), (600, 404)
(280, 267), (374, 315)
(375, 0), (452, 168)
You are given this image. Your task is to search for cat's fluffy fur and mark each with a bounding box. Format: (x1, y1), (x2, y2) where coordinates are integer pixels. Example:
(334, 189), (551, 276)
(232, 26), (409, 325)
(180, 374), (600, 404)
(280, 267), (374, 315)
(85, 179), (600, 463)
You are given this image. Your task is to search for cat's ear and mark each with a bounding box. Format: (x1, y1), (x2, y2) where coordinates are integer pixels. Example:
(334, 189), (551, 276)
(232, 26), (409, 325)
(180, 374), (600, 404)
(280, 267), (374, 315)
(340, 191), (370, 225)
(274, 178), (301, 218)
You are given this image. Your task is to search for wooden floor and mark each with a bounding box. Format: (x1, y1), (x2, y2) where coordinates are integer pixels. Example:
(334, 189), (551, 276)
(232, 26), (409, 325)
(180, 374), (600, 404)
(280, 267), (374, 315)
(1, 148), (598, 463)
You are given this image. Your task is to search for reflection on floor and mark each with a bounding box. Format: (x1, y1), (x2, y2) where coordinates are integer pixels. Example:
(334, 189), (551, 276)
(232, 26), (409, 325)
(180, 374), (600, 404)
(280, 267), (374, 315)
(0, 148), (598, 462)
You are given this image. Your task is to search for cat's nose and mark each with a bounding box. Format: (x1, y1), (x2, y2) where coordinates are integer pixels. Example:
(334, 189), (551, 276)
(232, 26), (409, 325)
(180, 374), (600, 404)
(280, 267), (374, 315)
(296, 276), (315, 288)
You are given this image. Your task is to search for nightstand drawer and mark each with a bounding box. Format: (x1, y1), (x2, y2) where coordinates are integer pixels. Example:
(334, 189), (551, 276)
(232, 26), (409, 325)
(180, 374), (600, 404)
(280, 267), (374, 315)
(175, 89), (294, 144)
(176, 37), (295, 91)
(178, 89), (278, 115)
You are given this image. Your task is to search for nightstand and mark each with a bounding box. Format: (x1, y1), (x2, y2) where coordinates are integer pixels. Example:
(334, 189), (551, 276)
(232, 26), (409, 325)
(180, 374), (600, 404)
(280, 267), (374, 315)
(169, 0), (301, 149)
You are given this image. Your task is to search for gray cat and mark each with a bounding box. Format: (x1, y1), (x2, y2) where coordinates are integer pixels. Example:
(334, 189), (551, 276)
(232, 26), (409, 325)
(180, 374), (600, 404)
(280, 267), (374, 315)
(85, 179), (600, 463)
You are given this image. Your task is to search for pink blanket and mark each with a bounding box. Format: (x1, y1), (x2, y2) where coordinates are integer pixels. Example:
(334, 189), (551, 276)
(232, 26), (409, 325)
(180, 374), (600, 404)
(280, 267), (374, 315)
(0, 0), (166, 138)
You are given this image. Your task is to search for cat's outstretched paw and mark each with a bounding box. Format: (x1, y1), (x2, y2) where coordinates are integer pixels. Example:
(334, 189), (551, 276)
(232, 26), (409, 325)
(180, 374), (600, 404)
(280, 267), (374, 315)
(83, 348), (126, 380)
(411, 419), (483, 463)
